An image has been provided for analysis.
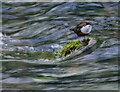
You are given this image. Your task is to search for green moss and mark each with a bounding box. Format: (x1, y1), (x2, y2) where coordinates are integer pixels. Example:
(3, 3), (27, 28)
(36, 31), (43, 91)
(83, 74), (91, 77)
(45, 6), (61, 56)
(59, 38), (90, 57)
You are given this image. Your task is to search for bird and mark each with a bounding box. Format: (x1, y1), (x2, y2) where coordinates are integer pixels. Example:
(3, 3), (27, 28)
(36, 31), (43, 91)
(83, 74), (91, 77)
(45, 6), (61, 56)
(70, 21), (92, 36)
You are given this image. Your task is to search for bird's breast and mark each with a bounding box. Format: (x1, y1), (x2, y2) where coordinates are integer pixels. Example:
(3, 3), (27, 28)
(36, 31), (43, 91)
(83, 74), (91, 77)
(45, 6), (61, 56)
(81, 25), (92, 34)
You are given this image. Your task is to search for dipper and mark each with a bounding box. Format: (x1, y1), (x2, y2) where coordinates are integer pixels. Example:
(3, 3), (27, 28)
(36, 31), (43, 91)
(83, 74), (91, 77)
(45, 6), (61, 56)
(70, 21), (92, 36)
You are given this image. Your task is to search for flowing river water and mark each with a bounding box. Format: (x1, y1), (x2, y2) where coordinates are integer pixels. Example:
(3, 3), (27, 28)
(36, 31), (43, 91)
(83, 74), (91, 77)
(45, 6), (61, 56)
(1, 2), (119, 90)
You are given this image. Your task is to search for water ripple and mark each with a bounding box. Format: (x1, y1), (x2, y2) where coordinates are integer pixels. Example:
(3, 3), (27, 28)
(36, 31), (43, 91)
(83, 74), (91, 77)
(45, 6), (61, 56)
(2, 2), (119, 90)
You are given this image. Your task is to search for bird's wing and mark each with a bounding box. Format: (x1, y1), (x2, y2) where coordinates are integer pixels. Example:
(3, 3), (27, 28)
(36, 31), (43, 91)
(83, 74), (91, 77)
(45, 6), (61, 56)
(70, 23), (83, 31)
(76, 23), (83, 28)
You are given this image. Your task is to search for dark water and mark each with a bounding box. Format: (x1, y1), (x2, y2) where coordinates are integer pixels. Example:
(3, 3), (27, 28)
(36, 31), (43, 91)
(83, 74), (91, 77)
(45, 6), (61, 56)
(1, 2), (119, 90)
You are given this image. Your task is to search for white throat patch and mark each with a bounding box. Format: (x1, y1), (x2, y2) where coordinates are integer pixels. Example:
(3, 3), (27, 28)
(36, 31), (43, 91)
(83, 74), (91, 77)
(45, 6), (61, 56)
(81, 25), (92, 34)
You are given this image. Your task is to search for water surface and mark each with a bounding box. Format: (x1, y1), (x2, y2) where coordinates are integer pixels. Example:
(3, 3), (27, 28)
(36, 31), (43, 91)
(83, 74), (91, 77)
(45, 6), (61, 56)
(1, 2), (119, 90)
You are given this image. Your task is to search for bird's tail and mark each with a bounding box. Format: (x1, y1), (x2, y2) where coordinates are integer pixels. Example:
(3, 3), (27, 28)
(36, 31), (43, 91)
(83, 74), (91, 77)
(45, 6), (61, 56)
(70, 28), (74, 31)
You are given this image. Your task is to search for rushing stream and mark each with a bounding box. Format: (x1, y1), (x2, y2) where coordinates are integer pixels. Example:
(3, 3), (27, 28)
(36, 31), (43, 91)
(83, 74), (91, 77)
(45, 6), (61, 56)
(1, 2), (119, 90)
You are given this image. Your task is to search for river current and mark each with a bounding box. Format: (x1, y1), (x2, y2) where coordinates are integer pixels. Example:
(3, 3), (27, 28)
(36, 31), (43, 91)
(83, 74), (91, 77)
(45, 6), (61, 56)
(1, 2), (119, 90)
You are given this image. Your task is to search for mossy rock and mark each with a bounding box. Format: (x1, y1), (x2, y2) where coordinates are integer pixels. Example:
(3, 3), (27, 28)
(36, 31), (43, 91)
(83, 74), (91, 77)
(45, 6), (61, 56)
(58, 37), (96, 57)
